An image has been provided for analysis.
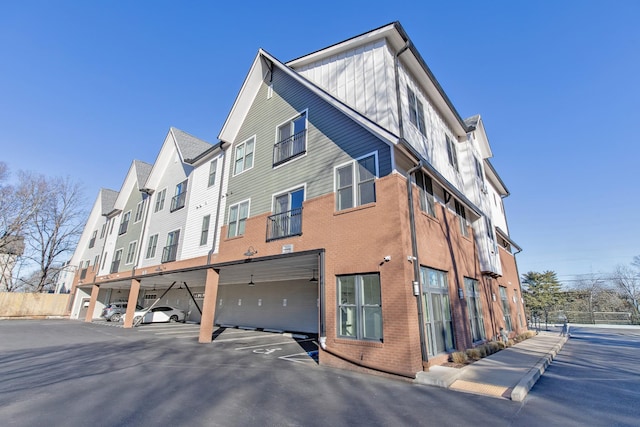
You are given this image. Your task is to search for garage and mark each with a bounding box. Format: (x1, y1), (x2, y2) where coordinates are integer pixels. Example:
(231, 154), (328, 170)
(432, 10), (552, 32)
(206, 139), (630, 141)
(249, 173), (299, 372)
(213, 251), (321, 334)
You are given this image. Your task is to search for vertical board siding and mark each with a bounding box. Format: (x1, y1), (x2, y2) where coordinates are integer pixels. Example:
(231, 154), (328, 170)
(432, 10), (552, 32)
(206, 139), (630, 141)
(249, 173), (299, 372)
(225, 67), (392, 220)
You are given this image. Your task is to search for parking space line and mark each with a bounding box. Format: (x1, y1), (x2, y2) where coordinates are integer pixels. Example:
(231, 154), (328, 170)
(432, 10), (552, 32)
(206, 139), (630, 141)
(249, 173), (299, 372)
(212, 334), (285, 343)
(234, 339), (314, 350)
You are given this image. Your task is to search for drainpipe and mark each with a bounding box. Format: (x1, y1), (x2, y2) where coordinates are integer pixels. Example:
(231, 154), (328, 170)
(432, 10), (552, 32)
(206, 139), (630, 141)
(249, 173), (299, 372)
(407, 161), (429, 367)
(208, 144), (228, 265)
(394, 41), (411, 140)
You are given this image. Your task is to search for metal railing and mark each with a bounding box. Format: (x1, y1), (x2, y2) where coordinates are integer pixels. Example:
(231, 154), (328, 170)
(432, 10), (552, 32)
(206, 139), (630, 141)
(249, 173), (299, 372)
(170, 192), (187, 212)
(273, 130), (306, 166)
(161, 244), (178, 263)
(266, 207), (302, 241)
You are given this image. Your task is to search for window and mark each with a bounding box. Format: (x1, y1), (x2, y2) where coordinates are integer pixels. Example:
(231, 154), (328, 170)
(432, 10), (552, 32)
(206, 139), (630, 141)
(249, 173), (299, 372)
(500, 286), (513, 331)
(93, 255), (100, 271)
(268, 188), (303, 241)
(335, 153), (378, 211)
(407, 87), (426, 135)
(465, 278), (486, 342)
(162, 230), (180, 263)
(145, 234), (158, 259)
(233, 137), (255, 175)
(474, 157), (484, 181)
(154, 189), (166, 213)
(200, 215), (210, 246)
(134, 200), (145, 223)
(111, 249), (123, 274)
(446, 136), (459, 172)
(102, 252), (108, 269)
(338, 274), (382, 341)
(227, 200), (249, 238)
(170, 180), (188, 212)
(88, 230), (97, 248)
(125, 241), (137, 265)
(420, 267), (455, 356)
(100, 223), (107, 239)
(119, 211), (131, 235)
(454, 200), (469, 237)
(208, 159), (218, 187)
(416, 172), (436, 217)
(109, 217), (115, 234)
(274, 112), (307, 166)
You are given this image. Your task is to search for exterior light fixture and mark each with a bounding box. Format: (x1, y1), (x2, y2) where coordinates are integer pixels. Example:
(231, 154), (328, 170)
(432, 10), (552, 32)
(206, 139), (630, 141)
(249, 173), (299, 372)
(244, 246), (258, 257)
(309, 269), (318, 283)
(248, 274), (255, 286)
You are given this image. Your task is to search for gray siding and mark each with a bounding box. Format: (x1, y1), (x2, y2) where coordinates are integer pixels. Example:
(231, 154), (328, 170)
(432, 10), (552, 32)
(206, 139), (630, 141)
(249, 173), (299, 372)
(226, 68), (392, 220)
(113, 191), (147, 272)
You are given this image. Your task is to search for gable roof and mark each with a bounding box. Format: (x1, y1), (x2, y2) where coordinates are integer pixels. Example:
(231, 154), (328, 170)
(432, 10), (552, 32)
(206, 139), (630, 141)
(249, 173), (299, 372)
(100, 189), (119, 216)
(171, 127), (215, 163)
(133, 160), (153, 187)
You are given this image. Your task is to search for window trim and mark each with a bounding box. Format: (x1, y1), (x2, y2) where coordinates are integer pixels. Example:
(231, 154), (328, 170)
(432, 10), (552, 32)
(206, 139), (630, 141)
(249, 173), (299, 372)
(134, 200), (145, 223)
(407, 86), (426, 136)
(446, 135), (459, 172)
(465, 277), (486, 342)
(273, 110), (308, 167)
(154, 188), (167, 213)
(145, 234), (158, 259)
(125, 240), (138, 265)
(200, 215), (211, 246)
(227, 199), (251, 238)
(334, 151), (379, 211)
(119, 211), (131, 235)
(416, 171), (437, 218)
(208, 158), (218, 188)
(337, 273), (383, 342)
(232, 136), (256, 176)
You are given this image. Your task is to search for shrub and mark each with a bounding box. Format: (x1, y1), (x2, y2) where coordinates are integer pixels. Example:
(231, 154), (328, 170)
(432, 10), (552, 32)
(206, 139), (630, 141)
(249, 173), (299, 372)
(466, 348), (481, 360)
(487, 341), (501, 354)
(450, 351), (468, 364)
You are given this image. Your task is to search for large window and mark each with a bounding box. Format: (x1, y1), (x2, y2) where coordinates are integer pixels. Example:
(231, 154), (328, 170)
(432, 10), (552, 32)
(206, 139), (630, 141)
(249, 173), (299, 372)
(100, 223), (107, 239)
(233, 137), (255, 175)
(274, 111), (307, 166)
(208, 159), (218, 187)
(154, 189), (166, 213)
(454, 200), (469, 238)
(88, 230), (97, 249)
(268, 188), (303, 241)
(465, 278), (486, 342)
(119, 211), (131, 235)
(407, 87), (426, 136)
(125, 241), (137, 265)
(416, 172), (436, 217)
(500, 286), (513, 331)
(200, 215), (210, 246)
(145, 234), (158, 259)
(111, 249), (123, 274)
(446, 136), (459, 172)
(162, 230), (180, 263)
(170, 180), (188, 212)
(335, 153), (378, 211)
(134, 200), (145, 223)
(228, 200), (249, 238)
(420, 267), (455, 356)
(337, 274), (382, 341)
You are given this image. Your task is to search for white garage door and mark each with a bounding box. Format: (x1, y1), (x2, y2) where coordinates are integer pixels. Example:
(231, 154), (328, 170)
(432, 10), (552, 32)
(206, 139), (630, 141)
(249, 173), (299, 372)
(214, 279), (318, 333)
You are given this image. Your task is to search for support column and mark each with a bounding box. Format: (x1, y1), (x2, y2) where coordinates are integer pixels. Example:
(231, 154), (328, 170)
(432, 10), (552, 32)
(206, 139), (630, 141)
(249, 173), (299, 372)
(123, 279), (141, 329)
(84, 284), (100, 322)
(199, 268), (219, 343)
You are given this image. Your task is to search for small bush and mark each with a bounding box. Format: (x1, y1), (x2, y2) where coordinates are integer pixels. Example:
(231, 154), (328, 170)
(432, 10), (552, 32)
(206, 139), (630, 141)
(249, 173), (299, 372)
(466, 348), (481, 360)
(487, 341), (501, 354)
(450, 351), (468, 364)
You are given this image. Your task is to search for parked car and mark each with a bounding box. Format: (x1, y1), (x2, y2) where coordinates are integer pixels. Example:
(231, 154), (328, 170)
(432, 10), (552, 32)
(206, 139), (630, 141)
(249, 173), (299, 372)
(101, 302), (143, 322)
(132, 306), (186, 324)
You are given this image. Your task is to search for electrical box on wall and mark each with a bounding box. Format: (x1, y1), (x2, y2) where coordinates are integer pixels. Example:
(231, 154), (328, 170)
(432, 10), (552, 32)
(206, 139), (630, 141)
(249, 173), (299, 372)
(282, 244), (293, 254)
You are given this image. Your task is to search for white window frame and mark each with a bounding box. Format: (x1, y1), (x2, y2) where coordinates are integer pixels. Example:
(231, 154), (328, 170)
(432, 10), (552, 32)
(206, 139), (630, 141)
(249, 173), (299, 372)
(134, 200), (145, 223)
(227, 199), (250, 238)
(208, 159), (218, 187)
(125, 240), (138, 265)
(200, 215), (211, 246)
(334, 151), (379, 211)
(446, 136), (459, 172)
(154, 188), (167, 213)
(119, 211), (131, 235)
(145, 234), (158, 259)
(337, 273), (383, 341)
(273, 110), (308, 167)
(407, 86), (426, 136)
(454, 200), (469, 238)
(233, 136), (256, 176)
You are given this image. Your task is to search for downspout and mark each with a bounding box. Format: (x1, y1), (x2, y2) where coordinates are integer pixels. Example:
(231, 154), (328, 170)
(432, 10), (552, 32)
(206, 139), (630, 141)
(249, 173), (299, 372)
(133, 189), (153, 272)
(502, 194), (526, 331)
(394, 39), (429, 367)
(208, 144), (227, 264)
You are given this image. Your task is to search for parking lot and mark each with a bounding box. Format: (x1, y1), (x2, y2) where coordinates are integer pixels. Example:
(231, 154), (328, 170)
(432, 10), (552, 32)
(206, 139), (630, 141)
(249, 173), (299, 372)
(92, 319), (319, 365)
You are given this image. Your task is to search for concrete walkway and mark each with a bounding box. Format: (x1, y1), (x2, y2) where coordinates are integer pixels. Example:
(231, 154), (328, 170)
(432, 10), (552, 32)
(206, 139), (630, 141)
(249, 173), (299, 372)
(415, 331), (567, 402)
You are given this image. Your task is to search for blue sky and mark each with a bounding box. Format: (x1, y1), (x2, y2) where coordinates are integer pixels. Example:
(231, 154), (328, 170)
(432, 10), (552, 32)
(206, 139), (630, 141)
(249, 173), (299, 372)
(1, 1), (638, 284)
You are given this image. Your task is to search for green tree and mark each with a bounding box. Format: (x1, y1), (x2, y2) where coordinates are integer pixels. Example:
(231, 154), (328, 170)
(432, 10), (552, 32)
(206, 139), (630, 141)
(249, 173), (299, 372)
(522, 270), (564, 330)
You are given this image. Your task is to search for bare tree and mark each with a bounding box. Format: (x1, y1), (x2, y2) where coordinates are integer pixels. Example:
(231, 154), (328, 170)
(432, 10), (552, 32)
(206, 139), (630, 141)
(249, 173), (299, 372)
(612, 261), (640, 317)
(23, 176), (86, 293)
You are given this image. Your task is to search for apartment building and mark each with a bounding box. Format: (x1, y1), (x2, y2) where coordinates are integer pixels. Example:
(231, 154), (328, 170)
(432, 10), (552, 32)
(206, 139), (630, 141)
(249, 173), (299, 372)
(67, 22), (524, 377)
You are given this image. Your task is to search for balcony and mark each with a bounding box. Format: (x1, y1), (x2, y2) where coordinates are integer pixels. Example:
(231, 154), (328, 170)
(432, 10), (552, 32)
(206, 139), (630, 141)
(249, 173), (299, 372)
(170, 192), (187, 212)
(273, 130), (306, 167)
(110, 259), (120, 274)
(266, 207), (302, 241)
(161, 244), (178, 263)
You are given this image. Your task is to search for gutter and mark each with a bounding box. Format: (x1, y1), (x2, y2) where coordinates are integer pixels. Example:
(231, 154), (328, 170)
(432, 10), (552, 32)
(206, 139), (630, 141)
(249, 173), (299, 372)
(208, 142), (228, 264)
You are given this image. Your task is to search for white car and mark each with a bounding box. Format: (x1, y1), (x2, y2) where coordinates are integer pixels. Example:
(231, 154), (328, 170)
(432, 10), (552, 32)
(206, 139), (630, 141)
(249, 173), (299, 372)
(133, 306), (186, 324)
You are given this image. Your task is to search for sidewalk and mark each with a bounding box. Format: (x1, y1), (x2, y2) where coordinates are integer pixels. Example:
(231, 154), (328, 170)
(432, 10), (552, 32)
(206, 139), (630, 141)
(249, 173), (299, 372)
(415, 331), (567, 402)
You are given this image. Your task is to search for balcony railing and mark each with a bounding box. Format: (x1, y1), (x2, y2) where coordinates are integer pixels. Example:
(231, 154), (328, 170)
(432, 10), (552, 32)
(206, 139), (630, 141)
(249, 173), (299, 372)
(266, 207), (302, 241)
(273, 130), (306, 166)
(161, 244), (178, 263)
(170, 192), (187, 212)
(110, 259), (120, 274)
(118, 221), (129, 235)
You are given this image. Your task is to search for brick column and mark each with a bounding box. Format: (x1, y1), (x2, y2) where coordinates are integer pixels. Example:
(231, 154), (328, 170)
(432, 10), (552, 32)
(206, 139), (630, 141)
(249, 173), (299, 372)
(123, 278), (141, 328)
(84, 284), (100, 322)
(199, 268), (219, 343)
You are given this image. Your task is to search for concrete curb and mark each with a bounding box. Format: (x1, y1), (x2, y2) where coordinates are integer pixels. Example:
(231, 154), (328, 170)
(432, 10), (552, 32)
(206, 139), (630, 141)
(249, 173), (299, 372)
(510, 336), (568, 402)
